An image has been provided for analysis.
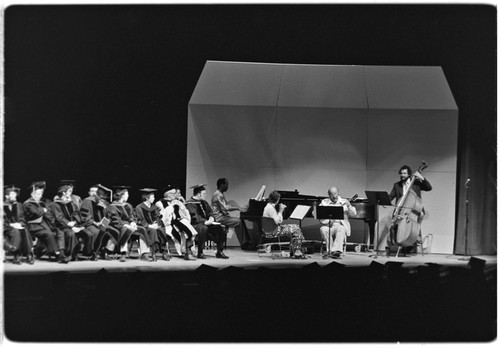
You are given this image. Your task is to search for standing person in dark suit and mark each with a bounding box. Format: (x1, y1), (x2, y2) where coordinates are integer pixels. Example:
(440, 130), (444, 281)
(186, 184), (228, 259)
(388, 165), (432, 255)
(3, 185), (34, 264)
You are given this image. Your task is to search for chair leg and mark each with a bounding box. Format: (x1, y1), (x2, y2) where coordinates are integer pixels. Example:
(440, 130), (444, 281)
(395, 246), (401, 258)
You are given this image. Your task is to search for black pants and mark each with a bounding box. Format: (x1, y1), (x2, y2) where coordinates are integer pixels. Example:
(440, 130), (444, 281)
(194, 224), (226, 253)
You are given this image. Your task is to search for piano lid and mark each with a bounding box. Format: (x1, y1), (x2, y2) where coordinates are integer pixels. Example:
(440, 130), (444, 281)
(277, 190), (320, 200)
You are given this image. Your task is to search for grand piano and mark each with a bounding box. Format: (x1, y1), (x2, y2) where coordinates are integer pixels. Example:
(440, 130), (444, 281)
(240, 189), (377, 249)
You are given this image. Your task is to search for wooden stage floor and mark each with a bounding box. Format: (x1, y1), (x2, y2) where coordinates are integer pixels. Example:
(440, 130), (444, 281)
(3, 247), (497, 275)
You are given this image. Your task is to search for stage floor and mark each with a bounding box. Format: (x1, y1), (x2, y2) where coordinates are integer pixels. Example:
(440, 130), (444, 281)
(3, 247), (497, 275)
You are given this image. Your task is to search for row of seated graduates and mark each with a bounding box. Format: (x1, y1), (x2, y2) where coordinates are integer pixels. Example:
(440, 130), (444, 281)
(3, 180), (217, 265)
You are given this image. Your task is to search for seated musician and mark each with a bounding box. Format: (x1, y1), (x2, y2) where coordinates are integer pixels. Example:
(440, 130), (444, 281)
(186, 184), (228, 259)
(156, 185), (198, 260)
(262, 190), (305, 259)
(211, 178), (253, 250)
(319, 186), (357, 259)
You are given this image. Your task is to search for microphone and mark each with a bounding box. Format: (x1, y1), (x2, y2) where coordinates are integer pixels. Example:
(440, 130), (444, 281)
(465, 178), (470, 187)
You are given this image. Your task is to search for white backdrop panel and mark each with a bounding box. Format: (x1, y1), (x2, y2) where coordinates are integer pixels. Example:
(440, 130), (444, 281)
(276, 107), (368, 171)
(188, 105), (277, 168)
(367, 109), (458, 172)
(189, 61), (282, 106)
(278, 64), (367, 108)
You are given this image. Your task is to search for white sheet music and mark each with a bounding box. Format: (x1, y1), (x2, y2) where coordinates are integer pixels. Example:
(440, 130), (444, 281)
(289, 205), (311, 220)
(254, 185), (266, 201)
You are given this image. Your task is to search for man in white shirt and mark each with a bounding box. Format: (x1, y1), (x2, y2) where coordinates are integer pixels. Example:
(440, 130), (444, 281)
(318, 187), (357, 259)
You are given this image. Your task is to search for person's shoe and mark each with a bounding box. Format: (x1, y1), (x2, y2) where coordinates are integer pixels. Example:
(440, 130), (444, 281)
(27, 253), (35, 265)
(151, 252), (158, 262)
(12, 254), (21, 265)
(329, 251), (341, 259)
(322, 253), (330, 259)
(100, 251), (112, 261)
(385, 247), (391, 258)
(197, 253), (207, 259)
(90, 252), (99, 261)
(58, 253), (70, 264)
(162, 251), (171, 261)
(184, 252), (196, 261)
(215, 251), (229, 259)
(119, 254), (126, 262)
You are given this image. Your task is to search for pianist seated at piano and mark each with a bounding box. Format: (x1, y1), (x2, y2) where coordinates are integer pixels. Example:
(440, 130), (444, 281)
(319, 187), (357, 259)
(262, 191), (306, 259)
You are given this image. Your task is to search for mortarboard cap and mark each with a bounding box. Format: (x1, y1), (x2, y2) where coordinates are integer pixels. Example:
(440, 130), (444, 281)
(28, 181), (46, 192)
(96, 184), (112, 199)
(112, 185), (131, 192)
(190, 184), (207, 195)
(59, 179), (76, 187)
(139, 188), (158, 194)
(4, 185), (20, 194)
(189, 184), (207, 190)
(57, 184), (72, 193)
(162, 184), (178, 193)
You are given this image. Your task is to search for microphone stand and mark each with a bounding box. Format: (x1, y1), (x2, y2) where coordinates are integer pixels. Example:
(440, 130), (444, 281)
(459, 179), (471, 261)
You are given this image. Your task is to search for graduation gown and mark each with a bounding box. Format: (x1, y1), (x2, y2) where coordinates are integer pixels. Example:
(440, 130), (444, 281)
(3, 201), (33, 254)
(135, 202), (165, 249)
(22, 198), (60, 253)
(107, 201), (151, 249)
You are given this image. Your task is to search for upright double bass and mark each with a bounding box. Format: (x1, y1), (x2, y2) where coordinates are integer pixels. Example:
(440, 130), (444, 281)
(389, 161), (428, 247)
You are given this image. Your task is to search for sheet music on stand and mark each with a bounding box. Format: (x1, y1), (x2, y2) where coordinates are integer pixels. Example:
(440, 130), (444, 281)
(254, 185), (266, 201)
(289, 205), (311, 221)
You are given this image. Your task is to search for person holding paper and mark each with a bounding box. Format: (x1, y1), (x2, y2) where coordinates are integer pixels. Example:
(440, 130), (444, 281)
(319, 187), (357, 259)
(262, 190), (305, 259)
(186, 184), (228, 259)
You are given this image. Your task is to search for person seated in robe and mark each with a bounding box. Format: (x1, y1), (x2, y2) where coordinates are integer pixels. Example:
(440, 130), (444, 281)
(186, 184), (228, 259)
(156, 185), (198, 260)
(3, 185), (34, 264)
(135, 188), (171, 261)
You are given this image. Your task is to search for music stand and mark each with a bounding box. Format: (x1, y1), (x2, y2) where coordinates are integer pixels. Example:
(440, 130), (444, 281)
(317, 206), (344, 257)
(365, 191), (392, 256)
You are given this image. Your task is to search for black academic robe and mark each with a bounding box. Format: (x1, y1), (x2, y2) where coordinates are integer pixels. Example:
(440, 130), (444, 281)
(80, 196), (119, 253)
(107, 201), (150, 248)
(52, 197), (86, 256)
(22, 198), (60, 253)
(135, 202), (165, 249)
(185, 198), (226, 251)
(3, 202), (33, 254)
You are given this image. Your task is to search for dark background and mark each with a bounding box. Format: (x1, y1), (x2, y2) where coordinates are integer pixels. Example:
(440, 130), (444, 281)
(4, 4), (496, 253)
